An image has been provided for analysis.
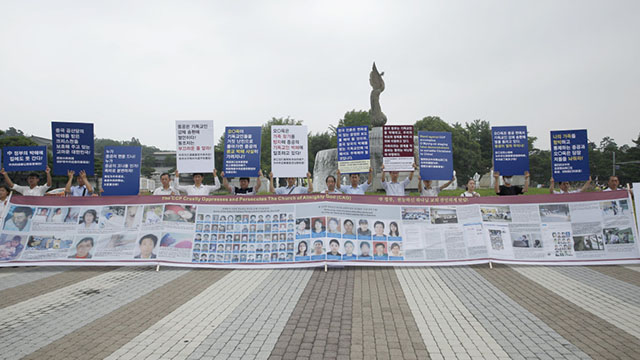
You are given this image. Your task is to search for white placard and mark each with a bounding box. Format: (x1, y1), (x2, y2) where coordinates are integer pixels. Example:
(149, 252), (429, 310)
(633, 183), (640, 235)
(271, 125), (308, 177)
(176, 120), (215, 173)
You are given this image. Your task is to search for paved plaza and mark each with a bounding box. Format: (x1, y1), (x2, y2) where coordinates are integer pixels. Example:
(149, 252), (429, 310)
(1, 264), (640, 360)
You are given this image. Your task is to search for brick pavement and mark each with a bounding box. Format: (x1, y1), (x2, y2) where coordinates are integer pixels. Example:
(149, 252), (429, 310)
(0, 264), (639, 359)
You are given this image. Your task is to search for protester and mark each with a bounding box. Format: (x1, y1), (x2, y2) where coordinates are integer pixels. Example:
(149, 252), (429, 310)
(1, 166), (52, 196)
(174, 170), (221, 195)
(336, 168), (373, 195)
(418, 174), (455, 197)
(0, 184), (11, 217)
(494, 171), (529, 196)
(460, 179), (481, 198)
(549, 176), (592, 194)
(380, 164), (416, 196)
(153, 173), (178, 195)
(323, 175), (342, 194)
(65, 170), (94, 197)
(603, 176), (621, 191)
(222, 170), (263, 195)
(269, 171), (313, 194)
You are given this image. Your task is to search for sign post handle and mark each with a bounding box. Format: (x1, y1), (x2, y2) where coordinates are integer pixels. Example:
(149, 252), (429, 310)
(324, 263), (328, 273)
(156, 264), (160, 272)
(489, 261), (493, 269)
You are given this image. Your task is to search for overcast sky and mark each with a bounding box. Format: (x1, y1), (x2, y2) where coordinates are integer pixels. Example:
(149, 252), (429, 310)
(1, 1), (639, 151)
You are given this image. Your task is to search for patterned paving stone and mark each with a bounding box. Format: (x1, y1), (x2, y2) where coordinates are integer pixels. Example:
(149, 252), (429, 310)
(437, 266), (590, 360)
(474, 264), (640, 360)
(0, 266), (72, 291)
(551, 266), (640, 307)
(589, 265), (640, 287)
(396, 267), (508, 360)
(268, 268), (354, 360)
(0, 267), (189, 360)
(0, 266), (114, 309)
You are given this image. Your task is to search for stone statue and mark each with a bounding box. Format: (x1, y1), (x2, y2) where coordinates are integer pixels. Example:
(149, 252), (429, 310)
(369, 62), (387, 127)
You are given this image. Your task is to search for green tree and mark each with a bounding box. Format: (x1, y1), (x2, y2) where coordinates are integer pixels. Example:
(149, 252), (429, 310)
(331, 110), (371, 135)
(465, 120), (493, 175)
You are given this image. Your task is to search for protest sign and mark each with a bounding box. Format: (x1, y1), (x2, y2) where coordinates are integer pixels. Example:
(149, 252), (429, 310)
(337, 126), (370, 173)
(176, 120), (215, 173)
(102, 146), (142, 196)
(51, 122), (94, 176)
(271, 125), (308, 177)
(223, 127), (261, 177)
(551, 129), (589, 182)
(2, 146), (47, 172)
(383, 125), (414, 171)
(418, 131), (453, 180)
(492, 126), (529, 176)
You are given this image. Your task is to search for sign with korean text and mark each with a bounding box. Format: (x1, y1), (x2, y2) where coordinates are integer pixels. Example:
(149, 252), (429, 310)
(337, 126), (370, 173)
(176, 120), (215, 173)
(492, 126), (529, 176)
(1, 146), (47, 172)
(51, 122), (94, 176)
(224, 127), (261, 177)
(383, 125), (414, 171)
(418, 131), (453, 180)
(102, 146), (142, 196)
(271, 125), (308, 177)
(551, 130), (589, 182)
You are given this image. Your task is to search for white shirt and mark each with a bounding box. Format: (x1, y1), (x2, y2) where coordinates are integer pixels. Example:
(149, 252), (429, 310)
(339, 183), (369, 195)
(153, 186), (178, 195)
(460, 191), (479, 197)
(553, 189), (580, 194)
(174, 177), (221, 195)
(381, 178), (410, 196)
(12, 184), (50, 196)
(324, 189), (342, 194)
(421, 187), (440, 197)
(0, 195), (10, 219)
(275, 186), (308, 195)
(603, 187), (621, 192)
(68, 185), (92, 197)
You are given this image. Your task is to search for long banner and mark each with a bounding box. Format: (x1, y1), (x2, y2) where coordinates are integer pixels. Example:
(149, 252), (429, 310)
(0, 191), (637, 268)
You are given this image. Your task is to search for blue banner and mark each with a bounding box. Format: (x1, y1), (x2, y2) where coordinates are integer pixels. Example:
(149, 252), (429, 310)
(51, 122), (94, 176)
(337, 126), (370, 174)
(223, 126), (261, 177)
(102, 146), (141, 196)
(492, 126), (529, 176)
(551, 129), (589, 182)
(1, 146), (47, 172)
(418, 131), (453, 180)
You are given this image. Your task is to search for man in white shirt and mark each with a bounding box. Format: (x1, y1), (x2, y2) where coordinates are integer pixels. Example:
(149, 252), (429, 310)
(323, 175), (342, 194)
(174, 170), (221, 195)
(603, 176), (621, 191)
(336, 168), (373, 195)
(380, 164), (415, 196)
(222, 170), (263, 195)
(153, 173), (178, 195)
(1, 167), (52, 196)
(269, 171), (313, 195)
(65, 170), (94, 197)
(419, 174), (454, 197)
(549, 176), (591, 194)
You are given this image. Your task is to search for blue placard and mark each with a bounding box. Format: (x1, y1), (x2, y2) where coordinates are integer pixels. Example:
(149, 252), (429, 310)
(551, 130), (589, 182)
(51, 122), (94, 176)
(418, 131), (453, 180)
(492, 126), (529, 176)
(102, 146), (141, 196)
(2, 146), (47, 172)
(337, 126), (370, 174)
(223, 126), (261, 177)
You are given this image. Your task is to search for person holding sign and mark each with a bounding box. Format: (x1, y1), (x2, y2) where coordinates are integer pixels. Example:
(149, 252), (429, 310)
(221, 170), (263, 195)
(323, 175), (342, 194)
(269, 171), (312, 195)
(1, 167), (52, 196)
(549, 176), (591, 194)
(494, 171), (529, 196)
(418, 174), (455, 197)
(604, 176), (622, 192)
(460, 179), (481, 198)
(380, 164), (416, 196)
(0, 184), (12, 217)
(336, 168), (373, 195)
(174, 170), (221, 195)
(65, 170), (94, 197)
(153, 173), (178, 195)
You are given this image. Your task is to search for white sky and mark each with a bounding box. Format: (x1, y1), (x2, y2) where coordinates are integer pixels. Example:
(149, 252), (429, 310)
(1, 0), (639, 150)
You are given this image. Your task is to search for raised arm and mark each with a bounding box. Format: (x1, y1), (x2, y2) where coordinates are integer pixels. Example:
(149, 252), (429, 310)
(221, 171), (233, 193)
(367, 167), (373, 185)
(549, 177), (555, 194)
(254, 170), (263, 193)
(417, 174), (423, 193)
(380, 165), (386, 183)
(64, 170), (75, 194)
(494, 171), (500, 194)
(211, 170), (221, 191)
(408, 163), (416, 181)
(580, 176), (592, 192)
(439, 175), (455, 191)
(523, 171), (530, 193)
(1, 168), (15, 188)
(307, 172), (313, 192)
(269, 172), (276, 193)
(174, 170), (189, 192)
(80, 170), (93, 194)
(45, 166), (52, 188)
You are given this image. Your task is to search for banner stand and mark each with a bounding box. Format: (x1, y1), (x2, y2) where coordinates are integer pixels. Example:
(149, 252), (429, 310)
(324, 263), (328, 272)
(489, 261), (493, 269)
(156, 264), (160, 272)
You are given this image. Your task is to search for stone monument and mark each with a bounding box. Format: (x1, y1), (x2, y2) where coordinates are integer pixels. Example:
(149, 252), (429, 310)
(369, 62), (387, 127)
